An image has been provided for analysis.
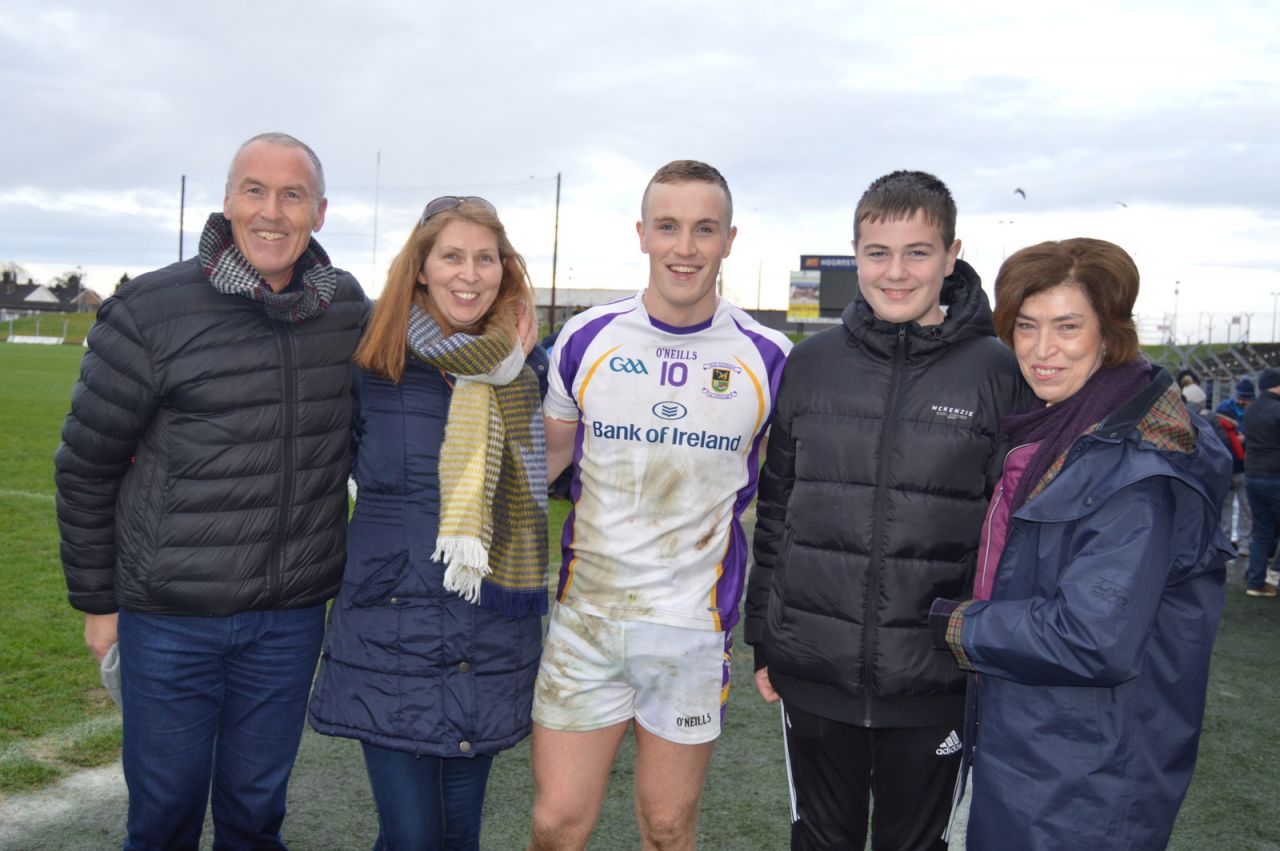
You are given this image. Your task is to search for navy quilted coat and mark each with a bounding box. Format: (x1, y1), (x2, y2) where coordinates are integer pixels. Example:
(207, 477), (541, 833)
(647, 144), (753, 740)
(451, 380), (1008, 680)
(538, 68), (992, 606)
(959, 373), (1232, 850)
(308, 358), (544, 757)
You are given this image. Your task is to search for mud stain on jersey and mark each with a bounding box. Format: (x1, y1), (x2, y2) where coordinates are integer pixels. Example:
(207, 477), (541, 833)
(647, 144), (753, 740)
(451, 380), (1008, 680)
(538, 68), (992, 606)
(641, 455), (687, 519)
(693, 511), (727, 551)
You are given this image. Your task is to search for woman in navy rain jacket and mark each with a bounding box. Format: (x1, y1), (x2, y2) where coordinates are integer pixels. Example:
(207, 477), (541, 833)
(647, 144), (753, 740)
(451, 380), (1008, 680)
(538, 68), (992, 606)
(932, 238), (1232, 850)
(309, 197), (548, 851)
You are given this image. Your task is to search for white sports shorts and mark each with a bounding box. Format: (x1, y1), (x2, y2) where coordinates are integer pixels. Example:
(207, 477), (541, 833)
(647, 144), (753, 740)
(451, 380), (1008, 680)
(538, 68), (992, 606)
(532, 605), (732, 744)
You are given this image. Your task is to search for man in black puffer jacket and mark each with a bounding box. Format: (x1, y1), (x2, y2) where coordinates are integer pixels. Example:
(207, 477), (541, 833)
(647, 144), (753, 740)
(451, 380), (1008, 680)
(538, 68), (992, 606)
(54, 133), (367, 849)
(745, 171), (1031, 850)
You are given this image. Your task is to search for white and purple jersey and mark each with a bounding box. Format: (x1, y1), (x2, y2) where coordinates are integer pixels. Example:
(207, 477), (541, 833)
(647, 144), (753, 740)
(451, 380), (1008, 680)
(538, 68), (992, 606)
(545, 293), (791, 632)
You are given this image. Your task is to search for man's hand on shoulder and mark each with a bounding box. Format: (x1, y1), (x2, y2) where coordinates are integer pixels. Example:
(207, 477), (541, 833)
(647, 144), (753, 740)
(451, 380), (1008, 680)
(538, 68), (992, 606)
(544, 416), (579, 483)
(84, 612), (119, 663)
(516, 301), (539, 357)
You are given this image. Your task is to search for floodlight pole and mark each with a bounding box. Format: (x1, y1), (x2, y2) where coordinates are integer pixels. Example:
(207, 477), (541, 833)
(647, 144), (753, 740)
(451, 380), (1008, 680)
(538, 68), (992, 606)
(549, 172), (561, 331)
(372, 151), (381, 272)
(178, 175), (186, 261)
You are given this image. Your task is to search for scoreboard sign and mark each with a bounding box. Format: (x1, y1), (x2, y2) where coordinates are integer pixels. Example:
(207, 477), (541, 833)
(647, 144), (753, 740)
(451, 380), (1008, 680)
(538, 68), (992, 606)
(791, 255), (858, 321)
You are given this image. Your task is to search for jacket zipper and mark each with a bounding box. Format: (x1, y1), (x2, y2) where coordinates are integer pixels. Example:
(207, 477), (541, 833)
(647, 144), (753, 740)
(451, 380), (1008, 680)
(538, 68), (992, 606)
(863, 324), (906, 725)
(270, 323), (298, 602)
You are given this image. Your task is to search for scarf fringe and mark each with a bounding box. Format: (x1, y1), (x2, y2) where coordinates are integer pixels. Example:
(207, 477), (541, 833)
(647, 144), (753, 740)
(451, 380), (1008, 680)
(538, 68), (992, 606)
(435, 537), (491, 603)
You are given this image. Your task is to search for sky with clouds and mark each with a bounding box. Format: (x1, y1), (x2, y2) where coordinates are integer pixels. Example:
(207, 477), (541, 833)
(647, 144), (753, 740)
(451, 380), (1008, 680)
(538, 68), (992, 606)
(2, 0), (1277, 342)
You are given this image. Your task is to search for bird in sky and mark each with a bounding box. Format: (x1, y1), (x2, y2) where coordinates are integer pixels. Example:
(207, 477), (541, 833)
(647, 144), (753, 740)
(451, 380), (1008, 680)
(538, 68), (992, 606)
(1014, 188), (1026, 199)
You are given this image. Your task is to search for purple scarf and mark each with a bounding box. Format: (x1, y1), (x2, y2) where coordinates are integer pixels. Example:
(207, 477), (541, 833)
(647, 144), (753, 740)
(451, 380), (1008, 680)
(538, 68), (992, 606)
(1002, 359), (1152, 512)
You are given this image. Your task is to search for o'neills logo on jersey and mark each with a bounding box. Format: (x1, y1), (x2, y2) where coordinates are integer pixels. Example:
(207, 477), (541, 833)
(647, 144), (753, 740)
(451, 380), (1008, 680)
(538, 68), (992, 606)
(675, 712), (712, 728)
(702, 361), (740, 399)
(930, 403), (975, 423)
(655, 347), (698, 361)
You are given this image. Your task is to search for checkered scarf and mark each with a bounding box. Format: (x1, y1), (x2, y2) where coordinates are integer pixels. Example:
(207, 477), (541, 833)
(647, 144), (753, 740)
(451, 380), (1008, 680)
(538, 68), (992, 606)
(406, 304), (548, 617)
(198, 213), (336, 322)
(1002, 359), (1153, 510)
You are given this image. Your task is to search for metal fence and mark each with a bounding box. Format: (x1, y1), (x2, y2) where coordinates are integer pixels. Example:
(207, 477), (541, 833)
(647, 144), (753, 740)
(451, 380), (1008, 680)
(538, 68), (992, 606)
(1149, 342), (1280, 409)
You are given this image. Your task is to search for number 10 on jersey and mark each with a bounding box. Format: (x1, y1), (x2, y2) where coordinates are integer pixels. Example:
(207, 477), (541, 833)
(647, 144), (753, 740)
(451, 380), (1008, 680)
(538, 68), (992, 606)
(660, 361), (688, 387)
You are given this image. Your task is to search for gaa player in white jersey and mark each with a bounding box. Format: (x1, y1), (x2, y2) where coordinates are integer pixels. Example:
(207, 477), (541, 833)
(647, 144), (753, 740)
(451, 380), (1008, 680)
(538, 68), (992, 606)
(528, 161), (791, 851)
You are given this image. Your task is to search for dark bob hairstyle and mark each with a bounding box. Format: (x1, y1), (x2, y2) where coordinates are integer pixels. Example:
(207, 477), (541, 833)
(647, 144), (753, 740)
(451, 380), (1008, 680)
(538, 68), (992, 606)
(992, 237), (1140, 368)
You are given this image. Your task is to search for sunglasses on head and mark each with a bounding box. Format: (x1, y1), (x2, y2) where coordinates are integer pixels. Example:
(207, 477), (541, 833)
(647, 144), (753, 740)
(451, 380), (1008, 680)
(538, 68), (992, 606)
(419, 195), (498, 226)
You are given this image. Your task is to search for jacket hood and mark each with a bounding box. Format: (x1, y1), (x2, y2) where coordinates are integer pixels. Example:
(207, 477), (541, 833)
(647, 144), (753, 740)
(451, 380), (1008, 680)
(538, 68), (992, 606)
(840, 258), (995, 359)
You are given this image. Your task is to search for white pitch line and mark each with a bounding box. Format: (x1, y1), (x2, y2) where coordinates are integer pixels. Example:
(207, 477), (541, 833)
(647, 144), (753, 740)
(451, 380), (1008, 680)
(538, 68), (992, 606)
(0, 489), (56, 502)
(0, 761), (126, 844)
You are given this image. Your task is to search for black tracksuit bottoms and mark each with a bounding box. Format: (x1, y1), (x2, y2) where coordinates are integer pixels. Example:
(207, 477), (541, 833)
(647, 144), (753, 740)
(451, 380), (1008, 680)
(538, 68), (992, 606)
(782, 702), (962, 850)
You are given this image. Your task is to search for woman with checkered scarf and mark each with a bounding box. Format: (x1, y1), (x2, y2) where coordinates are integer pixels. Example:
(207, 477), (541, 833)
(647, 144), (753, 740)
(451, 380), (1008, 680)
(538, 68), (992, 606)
(930, 238), (1233, 850)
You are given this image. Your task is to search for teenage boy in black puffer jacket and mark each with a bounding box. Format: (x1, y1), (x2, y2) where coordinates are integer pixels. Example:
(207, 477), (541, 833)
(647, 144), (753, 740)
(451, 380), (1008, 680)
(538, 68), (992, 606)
(746, 170), (1032, 850)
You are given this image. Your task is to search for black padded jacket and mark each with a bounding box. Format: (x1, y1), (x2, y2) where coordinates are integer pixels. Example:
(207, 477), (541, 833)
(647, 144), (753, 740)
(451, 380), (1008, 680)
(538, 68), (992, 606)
(745, 260), (1032, 727)
(1243, 391), (1280, 477)
(54, 257), (367, 616)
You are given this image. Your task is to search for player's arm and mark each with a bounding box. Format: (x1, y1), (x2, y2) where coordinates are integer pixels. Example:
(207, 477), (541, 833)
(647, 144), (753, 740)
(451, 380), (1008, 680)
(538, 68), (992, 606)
(545, 416), (578, 483)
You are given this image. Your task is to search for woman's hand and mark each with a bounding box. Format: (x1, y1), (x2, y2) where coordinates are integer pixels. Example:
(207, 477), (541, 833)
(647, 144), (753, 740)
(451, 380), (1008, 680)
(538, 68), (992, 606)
(515, 302), (539, 357)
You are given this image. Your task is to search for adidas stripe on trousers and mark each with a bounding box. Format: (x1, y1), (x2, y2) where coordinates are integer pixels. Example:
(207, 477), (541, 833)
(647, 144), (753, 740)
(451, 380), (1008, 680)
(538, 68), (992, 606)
(781, 702), (960, 850)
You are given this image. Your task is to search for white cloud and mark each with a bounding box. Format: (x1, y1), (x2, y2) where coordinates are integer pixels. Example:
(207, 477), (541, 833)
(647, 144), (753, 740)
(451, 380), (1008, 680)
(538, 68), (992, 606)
(0, 0), (1277, 338)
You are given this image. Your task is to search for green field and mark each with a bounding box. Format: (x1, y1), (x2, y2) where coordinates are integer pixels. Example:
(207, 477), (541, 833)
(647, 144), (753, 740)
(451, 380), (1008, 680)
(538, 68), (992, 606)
(1, 341), (1278, 849)
(0, 343), (122, 793)
(0, 311), (97, 345)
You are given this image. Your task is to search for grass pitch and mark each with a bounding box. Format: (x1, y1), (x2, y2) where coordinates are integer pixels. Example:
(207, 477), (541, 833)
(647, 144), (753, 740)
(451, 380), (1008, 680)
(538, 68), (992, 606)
(1, 340), (1277, 850)
(0, 343), (121, 792)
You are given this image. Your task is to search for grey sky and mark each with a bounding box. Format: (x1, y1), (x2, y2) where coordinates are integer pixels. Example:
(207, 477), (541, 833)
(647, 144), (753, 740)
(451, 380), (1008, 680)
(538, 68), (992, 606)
(3, 0), (1278, 341)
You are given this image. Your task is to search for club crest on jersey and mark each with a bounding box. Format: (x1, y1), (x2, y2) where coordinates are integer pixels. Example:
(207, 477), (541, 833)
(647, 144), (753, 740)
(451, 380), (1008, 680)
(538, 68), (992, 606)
(702, 362), (740, 399)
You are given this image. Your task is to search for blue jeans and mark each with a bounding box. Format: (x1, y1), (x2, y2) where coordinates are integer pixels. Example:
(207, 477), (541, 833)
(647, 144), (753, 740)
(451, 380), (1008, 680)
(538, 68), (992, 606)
(361, 742), (494, 851)
(1245, 476), (1280, 589)
(117, 605), (325, 850)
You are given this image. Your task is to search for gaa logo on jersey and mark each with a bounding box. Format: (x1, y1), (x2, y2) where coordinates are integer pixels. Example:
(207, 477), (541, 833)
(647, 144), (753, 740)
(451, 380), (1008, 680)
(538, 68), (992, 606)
(702, 362), (740, 399)
(609, 356), (649, 375)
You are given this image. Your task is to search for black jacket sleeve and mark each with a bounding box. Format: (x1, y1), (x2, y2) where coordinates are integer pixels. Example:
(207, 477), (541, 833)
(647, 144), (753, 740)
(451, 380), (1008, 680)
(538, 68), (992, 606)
(53, 297), (160, 614)
(745, 368), (796, 669)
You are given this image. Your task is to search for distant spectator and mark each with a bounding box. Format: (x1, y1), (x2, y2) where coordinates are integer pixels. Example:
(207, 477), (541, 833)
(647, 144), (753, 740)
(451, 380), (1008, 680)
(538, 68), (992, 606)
(1182, 382), (1207, 410)
(1216, 376), (1255, 553)
(1217, 376), (1255, 431)
(1243, 368), (1280, 597)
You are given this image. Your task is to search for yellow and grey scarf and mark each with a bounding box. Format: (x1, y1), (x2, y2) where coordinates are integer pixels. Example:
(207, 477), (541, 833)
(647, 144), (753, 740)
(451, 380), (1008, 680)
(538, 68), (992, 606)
(406, 304), (548, 616)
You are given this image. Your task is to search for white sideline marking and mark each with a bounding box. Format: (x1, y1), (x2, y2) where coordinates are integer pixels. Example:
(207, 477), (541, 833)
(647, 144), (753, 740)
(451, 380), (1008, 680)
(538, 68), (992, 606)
(0, 489), (56, 502)
(6, 335), (64, 345)
(0, 761), (126, 843)
(0, 716), (126, 843)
